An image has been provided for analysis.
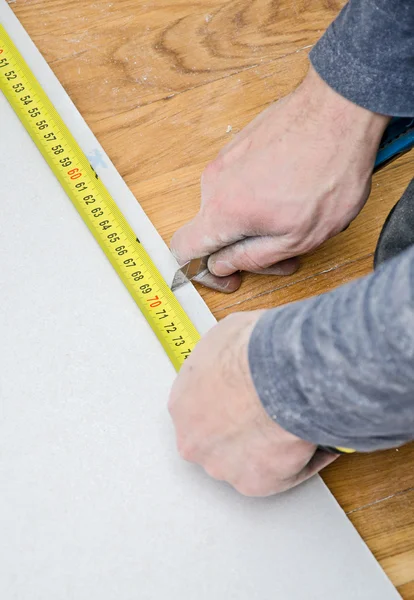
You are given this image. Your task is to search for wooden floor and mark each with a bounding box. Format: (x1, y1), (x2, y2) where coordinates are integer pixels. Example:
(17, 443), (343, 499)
(10, 0), (414, 596)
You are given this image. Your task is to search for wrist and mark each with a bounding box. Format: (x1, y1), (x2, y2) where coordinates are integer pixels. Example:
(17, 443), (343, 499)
(298, 65), (390, 152)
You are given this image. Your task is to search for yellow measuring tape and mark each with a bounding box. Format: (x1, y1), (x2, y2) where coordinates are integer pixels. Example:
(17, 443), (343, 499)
(0, 24), (357, 455)
(0, 25), (200, 371)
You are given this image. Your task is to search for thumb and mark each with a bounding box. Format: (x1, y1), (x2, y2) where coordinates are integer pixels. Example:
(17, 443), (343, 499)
(293, 449), (338, 486)
(208, 236), (300, 277)
(170, 211), (243, 264)
(170, 212), (244, 293)
(276, 449), (338, 495)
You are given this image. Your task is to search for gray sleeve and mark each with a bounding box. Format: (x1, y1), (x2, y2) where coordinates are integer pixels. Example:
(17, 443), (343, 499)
(248, 246), (414, 452)
(309, 0), (414, 116)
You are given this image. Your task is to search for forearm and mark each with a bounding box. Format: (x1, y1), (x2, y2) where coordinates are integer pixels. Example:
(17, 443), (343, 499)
(310, 0), (414, 116)
(248, 246), (414, 451)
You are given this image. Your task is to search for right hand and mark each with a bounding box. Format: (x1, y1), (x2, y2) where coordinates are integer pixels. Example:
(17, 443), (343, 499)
(168, 310), (337, 497)
(171, 65), (389, 292)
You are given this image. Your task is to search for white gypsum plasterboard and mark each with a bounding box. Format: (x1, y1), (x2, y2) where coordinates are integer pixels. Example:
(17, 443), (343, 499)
(0, 2), (400, 599)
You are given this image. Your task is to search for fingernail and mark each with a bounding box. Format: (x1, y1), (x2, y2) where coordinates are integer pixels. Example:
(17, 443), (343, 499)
(209, 259), (235, 276)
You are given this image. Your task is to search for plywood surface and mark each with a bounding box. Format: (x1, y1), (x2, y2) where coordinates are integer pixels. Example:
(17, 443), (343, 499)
(7, 0), (414, 596)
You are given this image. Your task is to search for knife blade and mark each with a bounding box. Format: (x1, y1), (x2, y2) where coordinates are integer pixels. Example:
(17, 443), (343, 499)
(171, 256), (209, 292)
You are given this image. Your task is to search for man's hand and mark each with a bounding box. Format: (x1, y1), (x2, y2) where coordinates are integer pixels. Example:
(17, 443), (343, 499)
(168, 311), (337, 496)
(171, 66), (389, 292)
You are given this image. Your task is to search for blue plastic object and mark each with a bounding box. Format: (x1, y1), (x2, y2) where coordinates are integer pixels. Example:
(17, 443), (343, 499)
(374, 117), (414, 172)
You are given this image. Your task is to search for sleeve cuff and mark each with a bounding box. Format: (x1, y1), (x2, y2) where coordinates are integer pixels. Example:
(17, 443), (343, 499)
(247, 249), (414, 453)
(309, 0), (414, 117)
(248, 304), (331, 447)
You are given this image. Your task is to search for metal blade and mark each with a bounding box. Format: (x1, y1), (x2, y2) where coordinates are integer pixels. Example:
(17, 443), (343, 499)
(171, 268), (190, 292)
(171, 256), (209, 292)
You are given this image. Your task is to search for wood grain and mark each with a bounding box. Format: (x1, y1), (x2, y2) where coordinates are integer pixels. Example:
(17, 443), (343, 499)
(400, 582), (414, 599)
(14, 0), (346, 110)
(10, 0), (414, 596)
(323, 443), (414, 513)
(349, 489), (414, 594)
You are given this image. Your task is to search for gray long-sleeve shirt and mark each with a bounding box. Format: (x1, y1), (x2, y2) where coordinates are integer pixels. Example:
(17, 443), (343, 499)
(248, 0), (414, 451)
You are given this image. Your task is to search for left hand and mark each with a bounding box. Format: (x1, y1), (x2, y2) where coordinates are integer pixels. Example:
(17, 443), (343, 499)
(168, 311), (337, 497)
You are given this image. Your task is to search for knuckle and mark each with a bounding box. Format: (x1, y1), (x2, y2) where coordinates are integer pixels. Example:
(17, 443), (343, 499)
(167, 389), (178, 415)
(207, 191), (227, 215)
(234, 479), (266, 498)
(204, 463), (225, 481)
(238, 245), (271, 272)
(232, 455), (282, 497)
(203, 156), (224, 181)
(177, 439), (196, 462)
(280, 228), (315, 256)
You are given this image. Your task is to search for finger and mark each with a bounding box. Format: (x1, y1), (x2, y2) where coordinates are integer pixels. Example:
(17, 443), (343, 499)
(255, 258), (299, 276)
(288, 449), (338, 490)
(208, 236), (300, 277)
(304, 448), (339, 475)
(194, 270), (242, 293)
(203, 463), (225, 482)
(170, 211), (242, 266)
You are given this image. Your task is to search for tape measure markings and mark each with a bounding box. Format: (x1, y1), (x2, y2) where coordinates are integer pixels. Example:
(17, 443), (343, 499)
(0, 25), (200, 371)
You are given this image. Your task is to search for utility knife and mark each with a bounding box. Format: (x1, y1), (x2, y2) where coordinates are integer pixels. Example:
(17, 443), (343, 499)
(171, 117), (414, 293)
